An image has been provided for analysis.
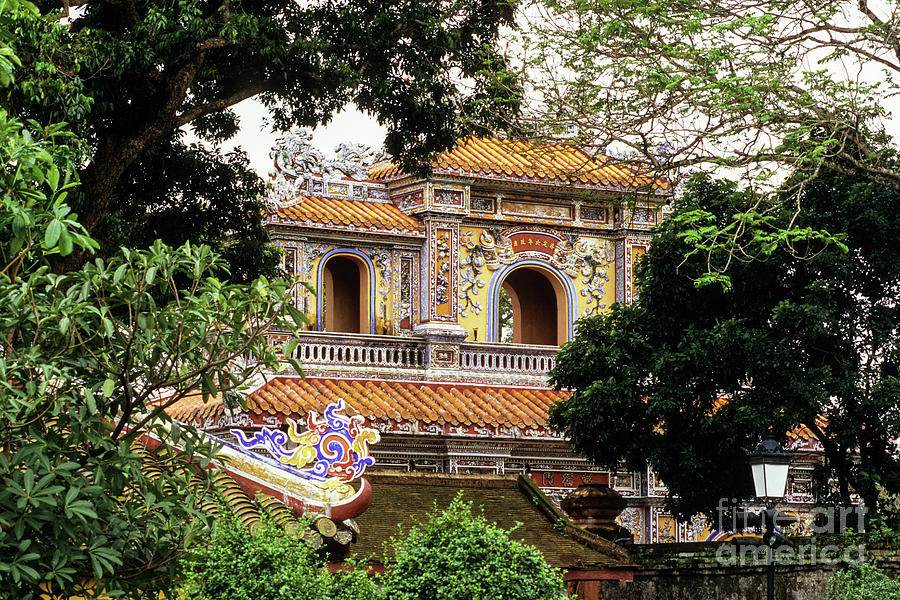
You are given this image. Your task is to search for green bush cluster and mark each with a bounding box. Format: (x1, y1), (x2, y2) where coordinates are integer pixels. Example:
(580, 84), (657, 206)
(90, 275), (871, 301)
(178, 512), (379, 600)
(176, 495), (568, 600)
(827, 562), (900, 600)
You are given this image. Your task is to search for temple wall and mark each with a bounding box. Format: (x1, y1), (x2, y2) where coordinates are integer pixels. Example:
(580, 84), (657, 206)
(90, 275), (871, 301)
(584, 543), (900, 600)
(279, 241), (415, 335)
(456, 224), (616, 343)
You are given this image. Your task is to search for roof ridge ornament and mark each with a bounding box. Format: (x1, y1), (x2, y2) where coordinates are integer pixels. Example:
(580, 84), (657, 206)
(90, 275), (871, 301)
(267, 128), (386, 207)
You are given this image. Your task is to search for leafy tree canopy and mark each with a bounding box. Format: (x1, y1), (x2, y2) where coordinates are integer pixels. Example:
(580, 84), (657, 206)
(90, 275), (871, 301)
(101, 135), (281, 281)
(6, 0), (521, 271)
(0, 3), (305, 595)
(827, 562), (900, 600)
(548, 171), (900, 520)
(382, 495), (566, 600)
(177, 497), (566, 600)
(520, 0), (899, 281)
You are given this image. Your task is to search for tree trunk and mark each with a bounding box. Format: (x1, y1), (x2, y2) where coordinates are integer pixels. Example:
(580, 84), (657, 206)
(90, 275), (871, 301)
(52, 54), (208, 273)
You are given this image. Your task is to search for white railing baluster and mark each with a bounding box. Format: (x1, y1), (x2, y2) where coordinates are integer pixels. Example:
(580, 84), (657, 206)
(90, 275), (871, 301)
(271, 332), (555, 381)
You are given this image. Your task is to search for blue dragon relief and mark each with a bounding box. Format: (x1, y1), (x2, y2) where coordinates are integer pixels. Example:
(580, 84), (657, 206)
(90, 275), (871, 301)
(231, 400), (380, 482)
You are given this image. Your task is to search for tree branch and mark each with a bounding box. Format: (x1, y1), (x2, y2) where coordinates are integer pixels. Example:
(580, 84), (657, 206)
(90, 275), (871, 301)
(174, 80), (270, 128)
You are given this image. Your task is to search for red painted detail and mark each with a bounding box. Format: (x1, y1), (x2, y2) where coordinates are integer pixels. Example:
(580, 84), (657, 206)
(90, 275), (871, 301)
(329, 478), (372, 520)
(528, 472), (610, 489)
(136, 431), (373, 520)
(508, 232), (560, 255)
(225, 468), (372, 521)
(564, 569), (634, 582)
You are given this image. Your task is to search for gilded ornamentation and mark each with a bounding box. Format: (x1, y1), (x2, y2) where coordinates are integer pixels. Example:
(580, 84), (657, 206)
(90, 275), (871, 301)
(578, 253), (611, 317)
(616, 507), (645, 543)
(457, 230), (492, 317)
(458, 229), (613, 317)
(268, 129), (323, 206)
(231, 400), (380, 483)
(393, 253), (416, 332)
(370, 250), (391, 296)
(434, 232), (452, 307)
(369, 250), (391, 332)
(332, 142), (385, 180)
(301, 243), (327, 279)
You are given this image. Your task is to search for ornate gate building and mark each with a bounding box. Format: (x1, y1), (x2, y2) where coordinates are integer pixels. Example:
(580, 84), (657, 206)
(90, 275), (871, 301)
(168, 132), (822, 545)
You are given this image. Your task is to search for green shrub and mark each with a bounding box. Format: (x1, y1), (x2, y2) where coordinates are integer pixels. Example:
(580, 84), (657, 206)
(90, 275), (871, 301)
(175, 512), (381, 600)
(381, 495), (567, 600)
(828, 562), (900, 600)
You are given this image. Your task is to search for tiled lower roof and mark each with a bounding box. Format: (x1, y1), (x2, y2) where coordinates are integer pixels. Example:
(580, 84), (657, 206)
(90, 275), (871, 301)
(166, 376), (566, 431)
(352, 472), (632, 569)
(268, 195), (422, 235)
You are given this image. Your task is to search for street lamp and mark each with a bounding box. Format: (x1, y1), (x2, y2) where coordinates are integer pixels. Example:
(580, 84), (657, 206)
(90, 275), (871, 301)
(747, 433), (792, 600)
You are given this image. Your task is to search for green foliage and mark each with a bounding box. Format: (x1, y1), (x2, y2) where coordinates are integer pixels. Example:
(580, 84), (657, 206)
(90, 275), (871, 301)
(2, 0), (522, 272)
(0, 224), (303, 597)
(498, 286), (514, 342)
(382, 495), (567, 600)
(523, 0), (896, 182)
(827, 562), (900, 600)
(876, 485), (900, 532)
(521, 0), (900, 281)
(175, 495), (567, 600)
(0, 7), (307, 596)
(102, 136), (279, 282)
(548, 171), (900, 519)
(176, 512), (381, 600)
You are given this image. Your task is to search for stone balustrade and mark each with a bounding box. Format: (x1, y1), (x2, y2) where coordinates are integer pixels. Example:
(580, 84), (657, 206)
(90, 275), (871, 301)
(459, 342), (557, 374)
(267, 331), (557, 384)
(293, 332), (426, 370)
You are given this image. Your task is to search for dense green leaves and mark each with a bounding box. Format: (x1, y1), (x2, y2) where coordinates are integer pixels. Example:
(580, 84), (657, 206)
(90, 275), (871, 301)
(549, 171), (900, 520)
(101, 138), (280, 282)
(524, 0), (896, 184)
(5, 0), (522, 271)
(176, 512), (381, 600)
(178, 497), (566, 600)
(382, 495), (566, 600)
(521, 0), (900, 281)
(0, 6), (305, 596)
(827, 562), (900, 600)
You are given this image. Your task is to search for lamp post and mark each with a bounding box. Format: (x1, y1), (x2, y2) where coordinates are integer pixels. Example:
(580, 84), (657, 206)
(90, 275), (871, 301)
(747, 434), (792, 600)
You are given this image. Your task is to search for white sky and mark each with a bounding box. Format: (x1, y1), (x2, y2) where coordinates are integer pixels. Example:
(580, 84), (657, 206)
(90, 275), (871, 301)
(222, 94), (900, 181)
(222, 100), (386, 178)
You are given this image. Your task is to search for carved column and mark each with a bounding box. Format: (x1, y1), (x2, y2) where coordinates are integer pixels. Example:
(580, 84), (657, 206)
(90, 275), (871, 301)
(613, 203), (655, 304)
(410, 181), (471, 375)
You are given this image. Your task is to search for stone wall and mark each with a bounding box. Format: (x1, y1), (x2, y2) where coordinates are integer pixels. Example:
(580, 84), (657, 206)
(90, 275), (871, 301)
(581, 541), (900, 600)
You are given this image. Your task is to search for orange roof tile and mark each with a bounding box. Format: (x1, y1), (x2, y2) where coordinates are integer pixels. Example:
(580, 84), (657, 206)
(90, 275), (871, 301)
(369, 136), (671, 191)
(166, 376), (567, 432)
(269, 196), (423, 235)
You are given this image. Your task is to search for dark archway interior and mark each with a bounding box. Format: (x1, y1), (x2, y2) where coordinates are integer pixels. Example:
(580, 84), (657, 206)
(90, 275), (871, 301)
(501, 268), (559, 345)
(324, 256), (362, 333)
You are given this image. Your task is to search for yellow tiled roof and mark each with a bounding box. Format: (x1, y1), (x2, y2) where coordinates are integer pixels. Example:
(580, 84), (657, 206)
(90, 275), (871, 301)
(270, 196), (422, 234)
(166, 376), (566, 431)
(369, 136), (671, 191)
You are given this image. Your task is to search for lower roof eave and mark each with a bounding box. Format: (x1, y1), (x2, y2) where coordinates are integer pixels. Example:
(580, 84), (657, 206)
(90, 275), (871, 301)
(563, 567), (635, 582)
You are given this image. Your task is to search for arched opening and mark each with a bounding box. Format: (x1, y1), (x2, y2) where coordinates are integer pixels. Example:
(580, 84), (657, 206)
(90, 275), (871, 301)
(498, 267), (567, 346)
(322, 255), (369, 333)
